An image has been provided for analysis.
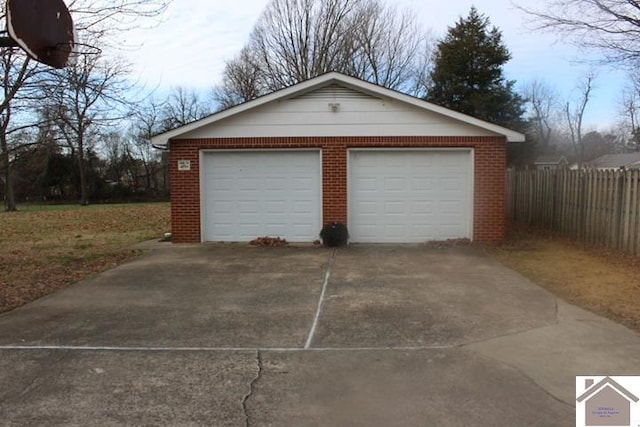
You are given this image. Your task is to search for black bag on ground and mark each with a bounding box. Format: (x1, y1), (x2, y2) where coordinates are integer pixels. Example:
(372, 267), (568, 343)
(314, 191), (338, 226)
(320, 222), (349, 247)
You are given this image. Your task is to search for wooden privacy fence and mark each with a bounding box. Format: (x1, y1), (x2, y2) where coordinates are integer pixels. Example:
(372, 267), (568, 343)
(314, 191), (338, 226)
(506, 169), (640, 256)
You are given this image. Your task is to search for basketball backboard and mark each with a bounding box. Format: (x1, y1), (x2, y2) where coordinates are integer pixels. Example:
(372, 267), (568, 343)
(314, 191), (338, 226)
(4, 0), (75, 68)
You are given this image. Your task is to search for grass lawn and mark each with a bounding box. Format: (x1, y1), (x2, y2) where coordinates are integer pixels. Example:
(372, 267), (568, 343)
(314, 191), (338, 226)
(0, 203), (170, 313)
(488, 229), (640, 333)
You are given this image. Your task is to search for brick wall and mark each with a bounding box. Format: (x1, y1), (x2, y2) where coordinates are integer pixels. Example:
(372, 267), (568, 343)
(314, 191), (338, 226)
(169, 136), (506, 243)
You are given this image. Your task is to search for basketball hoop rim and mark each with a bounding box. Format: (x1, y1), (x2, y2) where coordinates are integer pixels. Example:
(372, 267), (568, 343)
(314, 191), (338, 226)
(54, 41), (102, 56)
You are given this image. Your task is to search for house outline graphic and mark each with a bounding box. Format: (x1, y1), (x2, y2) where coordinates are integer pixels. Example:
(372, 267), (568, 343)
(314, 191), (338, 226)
(577, 376), (639, 427)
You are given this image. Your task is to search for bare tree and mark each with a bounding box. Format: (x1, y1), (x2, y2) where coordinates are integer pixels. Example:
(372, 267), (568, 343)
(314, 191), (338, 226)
(565, 73), (596, 167)
(67, 0), (170, 47)
(43, 53), (130, 205)
(348, 3), (426, 92)
(618, 72), (640, 151)
(0, 0), (170, 210)
(213, 48), (264, 111)
(523, 79), (561, 148)
(517, 0), (640, 65)
(0, 5), (44, 211)
(161, 87), (211, 129)
(0, 50), (35, 211)
(215, 0), (432, 107)
(129, 99), (166, 194)
(250, 0), (359, 90)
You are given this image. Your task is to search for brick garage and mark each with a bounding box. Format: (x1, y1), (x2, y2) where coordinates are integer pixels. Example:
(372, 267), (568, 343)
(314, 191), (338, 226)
(152, 73), (524, 244)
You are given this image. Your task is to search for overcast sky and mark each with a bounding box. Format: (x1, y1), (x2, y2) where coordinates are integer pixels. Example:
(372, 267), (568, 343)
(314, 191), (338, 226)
(121, 0), (626, 130)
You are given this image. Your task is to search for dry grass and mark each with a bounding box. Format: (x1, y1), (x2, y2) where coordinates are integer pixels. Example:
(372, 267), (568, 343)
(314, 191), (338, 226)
(487, 229), (640, 332)
(0, 203), (170, 313)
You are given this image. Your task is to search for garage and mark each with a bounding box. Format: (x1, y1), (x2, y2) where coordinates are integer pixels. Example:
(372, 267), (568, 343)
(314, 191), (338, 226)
(201, 151), (321, 242)
(349, 150), (472, 243)
(152, 72), (525, 244)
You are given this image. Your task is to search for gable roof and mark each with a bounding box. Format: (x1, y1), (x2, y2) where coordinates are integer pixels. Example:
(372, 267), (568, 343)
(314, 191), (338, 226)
(151, 72), (525, 147)
(534, 155), (568, 165)
(577, 376), (639, 403)
(587, 153), (640, 169)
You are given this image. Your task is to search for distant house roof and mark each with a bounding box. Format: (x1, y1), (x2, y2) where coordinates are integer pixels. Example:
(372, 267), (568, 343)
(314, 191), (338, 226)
(586, 153), (640, 169)
(534, 155), (568, 165)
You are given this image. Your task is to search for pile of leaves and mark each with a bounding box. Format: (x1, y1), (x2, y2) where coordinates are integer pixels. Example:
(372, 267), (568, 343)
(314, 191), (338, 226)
(423, 238), (472, 249)
(249, 236), (289, 247)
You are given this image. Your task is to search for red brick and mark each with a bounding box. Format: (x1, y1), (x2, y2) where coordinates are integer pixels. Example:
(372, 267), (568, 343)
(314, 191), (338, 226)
(169, 136), (506, 243)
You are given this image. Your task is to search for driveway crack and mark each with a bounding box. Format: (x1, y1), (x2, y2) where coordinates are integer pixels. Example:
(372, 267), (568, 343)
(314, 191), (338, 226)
(242, 350), (263, 427)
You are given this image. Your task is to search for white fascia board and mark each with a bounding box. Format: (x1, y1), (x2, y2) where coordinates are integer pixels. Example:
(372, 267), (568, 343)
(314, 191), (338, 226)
(150, 75), (338, 147)
(332, 74), (526, 142)
(150, 72), (525, 147)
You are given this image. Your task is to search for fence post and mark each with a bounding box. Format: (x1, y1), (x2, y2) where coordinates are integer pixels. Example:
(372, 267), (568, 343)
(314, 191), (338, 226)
(579, 171), (586, 241)
(631, 170), (640, 255)
(613, 171), (623, 249)
(622, 170), (632, 253)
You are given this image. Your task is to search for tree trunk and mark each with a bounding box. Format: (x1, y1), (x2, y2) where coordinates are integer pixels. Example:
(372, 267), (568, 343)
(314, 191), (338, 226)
(0, 135), (17, 211)
(77, 137), (89, 206)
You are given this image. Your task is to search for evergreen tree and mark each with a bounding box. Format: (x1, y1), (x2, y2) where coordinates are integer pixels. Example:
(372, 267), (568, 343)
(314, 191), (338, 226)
(426, 7), (525, 129)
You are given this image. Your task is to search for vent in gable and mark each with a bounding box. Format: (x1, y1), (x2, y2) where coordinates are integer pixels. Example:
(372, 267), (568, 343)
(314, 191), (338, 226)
(294, 84), (378, 101)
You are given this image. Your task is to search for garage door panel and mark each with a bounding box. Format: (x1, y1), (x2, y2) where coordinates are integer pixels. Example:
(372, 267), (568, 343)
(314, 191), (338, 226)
(384, 224), (406, 236)
(265, 177), (286, 189)
(265, 201), (286, 214)
(440, 200), (464, 214)
(292, 201), (314, 214)
(441, 177), (463, 190)
(384, 201), (406, 215)
(412, 177), (434, 191)
(350, 151), (471, 243)
(384, 177), (405, 192)
(412, 201), (434, 215)
(202, 151), (321, 242)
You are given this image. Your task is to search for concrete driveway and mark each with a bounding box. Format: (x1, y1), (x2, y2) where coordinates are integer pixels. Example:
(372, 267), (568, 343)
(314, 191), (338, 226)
(0, 244), (638, 426)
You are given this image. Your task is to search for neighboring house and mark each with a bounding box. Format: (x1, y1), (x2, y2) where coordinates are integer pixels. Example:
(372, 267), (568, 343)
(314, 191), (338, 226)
(534, 155), (568, 170)
(576, 376), (639, 426)
(584, 153), (640, 170)
(151, 72), (524, 244)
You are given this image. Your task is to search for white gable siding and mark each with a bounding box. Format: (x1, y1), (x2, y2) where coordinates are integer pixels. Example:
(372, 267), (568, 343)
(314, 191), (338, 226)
(178, 84), (497, 139)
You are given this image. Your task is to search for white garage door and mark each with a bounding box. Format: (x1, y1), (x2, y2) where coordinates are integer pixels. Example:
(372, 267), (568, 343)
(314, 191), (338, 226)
(349, 150), (472, 243)
(202, 151), (321, 242)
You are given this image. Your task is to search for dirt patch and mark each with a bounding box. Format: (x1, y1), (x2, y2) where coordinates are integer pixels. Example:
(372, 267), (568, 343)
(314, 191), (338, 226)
(486, 228), (640, 332)
(0, 203), (170, 313)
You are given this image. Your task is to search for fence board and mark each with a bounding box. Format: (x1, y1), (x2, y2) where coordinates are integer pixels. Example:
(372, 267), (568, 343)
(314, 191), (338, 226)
(506, 169), (640, 257)
(631, 171), (636, 254)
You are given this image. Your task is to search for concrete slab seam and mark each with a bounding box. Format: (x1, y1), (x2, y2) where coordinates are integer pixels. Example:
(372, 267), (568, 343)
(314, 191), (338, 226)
(469, 350), (576, 409)
(457, 320), (561, 349)
(304, 248), (336, 349)
(242, 350), (262, 427)
(0, 345), (456, 352)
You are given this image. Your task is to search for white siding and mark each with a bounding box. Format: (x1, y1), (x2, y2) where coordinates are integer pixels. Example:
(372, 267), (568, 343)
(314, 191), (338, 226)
(180, 84), (496, 139)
